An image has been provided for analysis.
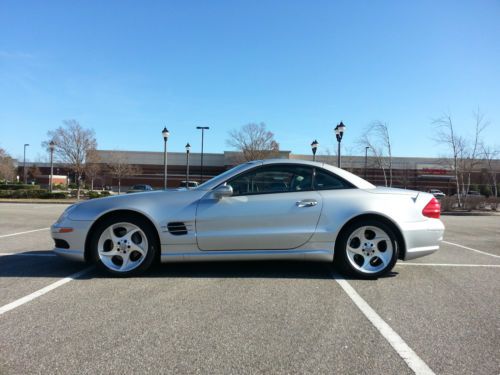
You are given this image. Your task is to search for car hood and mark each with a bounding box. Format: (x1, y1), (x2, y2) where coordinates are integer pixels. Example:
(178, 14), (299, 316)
(67, 189), (207, 221)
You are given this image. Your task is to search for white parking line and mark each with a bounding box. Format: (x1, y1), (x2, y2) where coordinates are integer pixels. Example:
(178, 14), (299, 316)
(397, 263), (500, 268)
(442, 240), (500, 259)
(0, 228), (50, 239)
(0, 252), (57, 257)
(0, 267), (93, 316)
(333, 273), (435, 375)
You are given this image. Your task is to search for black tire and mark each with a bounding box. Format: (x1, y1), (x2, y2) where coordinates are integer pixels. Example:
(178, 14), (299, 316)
(89, 215), (159, 277)
(334, 219), (399, 279)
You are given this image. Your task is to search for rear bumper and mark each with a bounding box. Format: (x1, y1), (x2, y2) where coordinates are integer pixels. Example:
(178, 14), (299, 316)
(400, 219), (445, 261)
(51, 219), (93, 262)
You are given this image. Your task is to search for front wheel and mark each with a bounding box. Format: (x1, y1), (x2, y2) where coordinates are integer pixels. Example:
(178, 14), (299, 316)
(335, 220), (399, 278)
(90, 216), (158, 276)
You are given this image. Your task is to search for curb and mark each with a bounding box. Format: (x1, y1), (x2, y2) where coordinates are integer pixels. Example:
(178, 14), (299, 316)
(441, 211), (500, 216)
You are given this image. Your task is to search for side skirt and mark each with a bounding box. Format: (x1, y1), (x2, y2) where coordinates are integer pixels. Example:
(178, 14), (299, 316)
(160, 248), (334, 263)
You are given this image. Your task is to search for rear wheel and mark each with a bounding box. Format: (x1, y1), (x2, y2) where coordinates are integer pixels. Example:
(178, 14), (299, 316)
(90, 216), (158, 276)
(335, 220), (399, 278)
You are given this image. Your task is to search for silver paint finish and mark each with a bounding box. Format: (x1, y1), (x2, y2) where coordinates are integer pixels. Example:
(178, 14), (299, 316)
(196, 190), (323, 250)
(51, 219), (93, 261)
(50, 159), (444, 266)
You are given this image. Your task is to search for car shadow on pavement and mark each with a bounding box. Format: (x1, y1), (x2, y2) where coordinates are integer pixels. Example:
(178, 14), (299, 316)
(91, 261), (398, 280)
(129, 261), (336, 279)
(0, 253), (398, 280)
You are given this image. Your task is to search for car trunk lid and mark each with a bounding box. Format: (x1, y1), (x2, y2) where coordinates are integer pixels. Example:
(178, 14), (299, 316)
(363, 186), (420, 199)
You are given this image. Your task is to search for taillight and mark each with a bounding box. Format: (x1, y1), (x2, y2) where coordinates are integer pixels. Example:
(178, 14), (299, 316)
(422, 197), (441, 219)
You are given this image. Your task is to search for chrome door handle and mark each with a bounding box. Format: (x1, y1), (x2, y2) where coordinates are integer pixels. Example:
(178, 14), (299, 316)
(296, 200), (318, 207)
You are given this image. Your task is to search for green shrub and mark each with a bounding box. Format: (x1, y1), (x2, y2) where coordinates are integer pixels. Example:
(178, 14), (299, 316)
(87, 191), (101, 199)
(0, 189), (67, 199)
(439, 196), (456, 211)
(479, 184), (492, 198)
(87, 190), (111, 199)
(0, 190), (13, 197)
(53, 183), (67, 190)
(0, 184), (40, 191)
(40, 192), (67, 199)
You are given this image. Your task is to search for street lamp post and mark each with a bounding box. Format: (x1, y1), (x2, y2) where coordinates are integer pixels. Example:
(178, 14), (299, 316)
(185, 143), (191, 188)
(49, 141), (55, 192)
(364, 146), (370, 180)
(23, 143), (29, 184)
(334, 122), (346, 168)
(311, 140), (319, 162)
(196, 126), (209, 183)
(162, 127), (170, 189)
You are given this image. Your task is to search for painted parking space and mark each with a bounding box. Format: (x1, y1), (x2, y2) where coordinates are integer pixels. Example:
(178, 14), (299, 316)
(0, 204), (498, 374)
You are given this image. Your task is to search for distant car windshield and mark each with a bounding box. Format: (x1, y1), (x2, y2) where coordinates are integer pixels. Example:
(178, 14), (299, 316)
(131, 185), (149, 190)
(179, 181), (199, 188)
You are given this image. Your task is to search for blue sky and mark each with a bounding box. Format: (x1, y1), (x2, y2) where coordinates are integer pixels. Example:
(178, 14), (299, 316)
(1, 0), (499, 161)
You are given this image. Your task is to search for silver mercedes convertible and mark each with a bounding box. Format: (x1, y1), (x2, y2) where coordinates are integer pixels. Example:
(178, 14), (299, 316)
(51, 159), (444, 278)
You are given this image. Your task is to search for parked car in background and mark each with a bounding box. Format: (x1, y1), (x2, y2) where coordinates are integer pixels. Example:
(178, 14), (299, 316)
(127, 184), (154, 194)
(178, 180), (199, 188)
(452, 190), (484, 198)
(429, 189), (446, 199)
(52, 159), (444, 278)
(466, 190), (483, 197)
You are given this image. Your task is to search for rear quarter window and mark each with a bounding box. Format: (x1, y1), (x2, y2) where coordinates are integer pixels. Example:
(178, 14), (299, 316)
(314, 169), (354, 190)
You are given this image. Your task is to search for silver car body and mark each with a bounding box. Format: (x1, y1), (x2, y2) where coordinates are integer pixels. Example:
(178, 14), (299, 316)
(51, 159), (444, 264)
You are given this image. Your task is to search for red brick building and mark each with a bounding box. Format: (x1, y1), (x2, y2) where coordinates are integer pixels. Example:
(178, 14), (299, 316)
(18, 150), (499, 194)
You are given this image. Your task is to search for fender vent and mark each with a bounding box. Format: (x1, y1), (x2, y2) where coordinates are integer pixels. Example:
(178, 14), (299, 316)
(167, 222), (188, 236)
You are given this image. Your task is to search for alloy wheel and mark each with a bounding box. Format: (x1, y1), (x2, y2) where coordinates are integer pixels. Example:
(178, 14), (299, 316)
(345, 225), (394, 274)
(97, 222), (149, 272)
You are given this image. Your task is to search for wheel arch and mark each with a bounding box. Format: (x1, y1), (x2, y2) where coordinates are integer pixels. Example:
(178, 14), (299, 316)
(84, 209), (161, 262)
(335, 213), (407, 260)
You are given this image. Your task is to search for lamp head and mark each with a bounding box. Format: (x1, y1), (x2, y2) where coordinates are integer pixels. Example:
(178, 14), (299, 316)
(311, 139), (319, 153)
(162, 127), (170, 140)
(337, 121), (346, 134)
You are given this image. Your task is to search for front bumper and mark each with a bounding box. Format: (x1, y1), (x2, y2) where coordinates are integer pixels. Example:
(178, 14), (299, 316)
(400, 218), (445, 260)
(51, 219), (93, 262)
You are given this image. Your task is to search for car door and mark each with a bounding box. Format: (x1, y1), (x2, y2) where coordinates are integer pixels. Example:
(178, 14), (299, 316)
(195, 164), (323, 251)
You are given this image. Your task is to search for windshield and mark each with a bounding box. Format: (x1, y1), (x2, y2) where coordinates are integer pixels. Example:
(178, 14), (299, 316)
(196, 162), (260, 190)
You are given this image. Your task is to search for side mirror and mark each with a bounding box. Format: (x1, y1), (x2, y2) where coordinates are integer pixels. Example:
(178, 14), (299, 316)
(213, 184), (233, 199)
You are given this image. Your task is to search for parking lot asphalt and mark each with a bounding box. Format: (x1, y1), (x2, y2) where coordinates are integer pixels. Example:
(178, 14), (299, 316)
(0, 203), (499, 374)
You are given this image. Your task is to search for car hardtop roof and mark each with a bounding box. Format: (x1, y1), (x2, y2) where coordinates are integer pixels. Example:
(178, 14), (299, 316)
(246, 159), (376, 189)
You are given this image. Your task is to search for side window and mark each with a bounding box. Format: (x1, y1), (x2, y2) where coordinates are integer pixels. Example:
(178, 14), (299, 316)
(227, 165), (313, 196)
(313, 169), (352, 190)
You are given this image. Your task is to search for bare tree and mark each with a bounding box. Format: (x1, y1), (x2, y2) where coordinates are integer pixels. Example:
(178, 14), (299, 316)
(359, 122), (393, 186)
(433, 114), (468, 207)
(108, 152), (142, 194)
(44, 120), (97, 199)
(27, 164), (42, 183)
(462, 110), (488, 198)
(481, 143), (499, 198)
(316, 147), (336, 166)
(433, 110), (488, 207)
(341, 145), (358, 173)
(0, 148), (16, 183)
(85, 149), (102, 191)
(227, 123), (280, 162)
